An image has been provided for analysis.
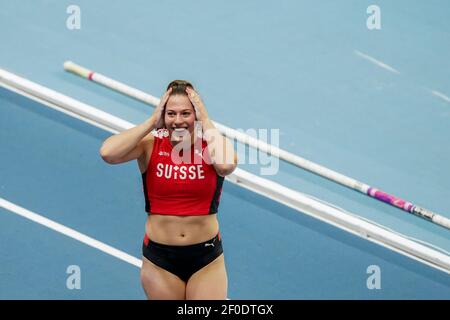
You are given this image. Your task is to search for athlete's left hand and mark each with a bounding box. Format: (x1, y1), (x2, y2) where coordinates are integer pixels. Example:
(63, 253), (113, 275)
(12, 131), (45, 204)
(186, 87), (209, 122)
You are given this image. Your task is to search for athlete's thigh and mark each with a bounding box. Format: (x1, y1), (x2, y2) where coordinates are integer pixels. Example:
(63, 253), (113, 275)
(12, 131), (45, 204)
(141, 257), (186, 300)
(185, 254), (228, 300)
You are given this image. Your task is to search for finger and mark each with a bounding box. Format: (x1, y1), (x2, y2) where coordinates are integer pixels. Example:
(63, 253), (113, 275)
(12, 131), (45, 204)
(163, 87), (172, 100)
(187, 92), (195, 103)
(186, 87), (197, 97)
(188, 91), (200, 103)
(159, 87), (172, 107)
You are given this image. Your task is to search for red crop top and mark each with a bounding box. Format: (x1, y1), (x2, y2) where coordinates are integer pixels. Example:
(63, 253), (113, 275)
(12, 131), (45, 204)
(141, 129), (224, 216)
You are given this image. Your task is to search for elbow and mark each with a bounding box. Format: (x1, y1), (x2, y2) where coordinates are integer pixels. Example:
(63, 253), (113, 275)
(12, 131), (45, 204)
(215, 163), (237, 177)
(99, 146), (116, 164)
(215, 153), (238, 176)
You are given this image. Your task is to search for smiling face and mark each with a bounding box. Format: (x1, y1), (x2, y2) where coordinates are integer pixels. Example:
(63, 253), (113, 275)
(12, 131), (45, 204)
(164, 94), (196, 145)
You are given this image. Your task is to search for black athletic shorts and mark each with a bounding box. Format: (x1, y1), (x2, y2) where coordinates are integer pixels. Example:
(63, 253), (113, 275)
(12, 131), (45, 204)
(142, 233), (223, 282)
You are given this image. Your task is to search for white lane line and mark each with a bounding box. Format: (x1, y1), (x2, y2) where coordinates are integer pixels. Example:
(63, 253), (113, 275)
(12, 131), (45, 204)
(1, 197), (233, 298)
(0, 197), (142, 268)
(354, 50), (400, 74)
(431, 90), (450, 104)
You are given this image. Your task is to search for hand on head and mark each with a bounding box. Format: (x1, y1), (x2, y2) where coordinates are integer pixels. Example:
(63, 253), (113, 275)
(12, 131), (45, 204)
(186, 86), (208, 122)
(153, 87), (172, 129)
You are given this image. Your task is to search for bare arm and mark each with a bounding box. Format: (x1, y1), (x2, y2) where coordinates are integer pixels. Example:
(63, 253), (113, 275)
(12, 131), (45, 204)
(202, 118), (238, 176)
(99, 87), (172, 164)
(99, 116), (156, 164)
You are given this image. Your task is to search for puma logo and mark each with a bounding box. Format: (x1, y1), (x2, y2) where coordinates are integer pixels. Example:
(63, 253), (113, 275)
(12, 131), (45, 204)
(204, 242), (215, 248)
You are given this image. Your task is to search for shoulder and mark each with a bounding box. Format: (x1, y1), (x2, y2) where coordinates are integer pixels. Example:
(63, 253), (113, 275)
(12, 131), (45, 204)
(140, 131), (159, 155)
(141, 128), (169, 147)
(137, 132), (159, 173)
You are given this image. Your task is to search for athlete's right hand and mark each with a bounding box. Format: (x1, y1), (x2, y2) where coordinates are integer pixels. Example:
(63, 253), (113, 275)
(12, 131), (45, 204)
(153, 87), (172, 129)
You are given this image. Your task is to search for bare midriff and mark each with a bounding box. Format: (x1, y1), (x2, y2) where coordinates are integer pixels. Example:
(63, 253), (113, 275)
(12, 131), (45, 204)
(145, 214), (219, 246)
